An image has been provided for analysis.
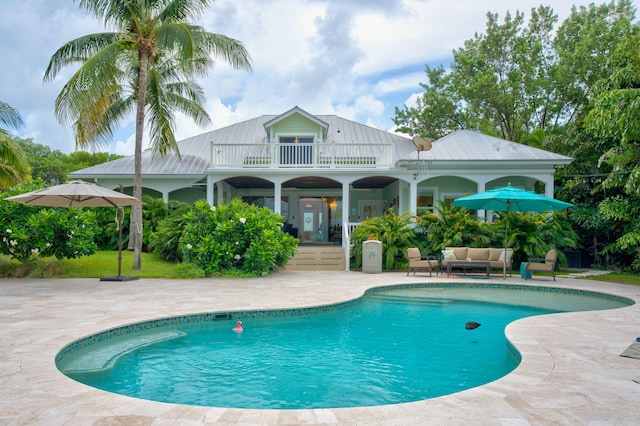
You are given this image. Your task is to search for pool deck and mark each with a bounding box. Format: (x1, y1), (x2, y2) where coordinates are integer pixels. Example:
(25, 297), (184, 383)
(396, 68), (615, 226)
(1, 271), (640, 425)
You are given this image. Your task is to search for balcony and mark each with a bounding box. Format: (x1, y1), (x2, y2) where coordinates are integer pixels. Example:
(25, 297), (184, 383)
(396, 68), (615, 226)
(209, 142), (394, 169)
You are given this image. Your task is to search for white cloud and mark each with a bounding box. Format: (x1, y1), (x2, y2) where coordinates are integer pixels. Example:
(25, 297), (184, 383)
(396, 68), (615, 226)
(1, 0), (596, 153)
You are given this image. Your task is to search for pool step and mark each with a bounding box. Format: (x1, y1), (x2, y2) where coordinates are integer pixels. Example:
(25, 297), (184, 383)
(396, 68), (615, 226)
(284, 245), (346, 271)
(367, 293), (454, 306)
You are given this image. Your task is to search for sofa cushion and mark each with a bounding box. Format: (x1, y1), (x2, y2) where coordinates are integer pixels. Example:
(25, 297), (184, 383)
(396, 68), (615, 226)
(467, 248), (489, 261)
(445, 247), (468, 260)
(441, 249), (457, 261)
(488, 248), (502, 261)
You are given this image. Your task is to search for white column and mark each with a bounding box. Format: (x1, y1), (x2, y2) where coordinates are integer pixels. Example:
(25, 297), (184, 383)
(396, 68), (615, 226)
(409, 180), (418, 216)
(274, 182), (282, 215)
(476, 181), (486, 220)
(206, 175), (214, 205)
(544, 177), (554, 198)
(342, 181), (350, 271)
(216, 181), (224, 205)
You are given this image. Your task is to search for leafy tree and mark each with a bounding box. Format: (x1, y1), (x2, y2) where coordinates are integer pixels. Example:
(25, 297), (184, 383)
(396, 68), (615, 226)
(395, 1), (636, 146)
(44, 0), (252, 271)
(181, 199), (297, 276)
(0, 101), (28, 189)
(17, 138), (124, 185)
(392, 66), (470, 139)
(579, 33), (640, 269)
(553, 0), (637, 123)
(451, 8), (558, 142)
(350, 209), (415, 270)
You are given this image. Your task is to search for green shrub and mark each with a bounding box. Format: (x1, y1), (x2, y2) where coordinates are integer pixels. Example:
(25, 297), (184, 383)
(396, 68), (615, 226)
(148, 200), (192, 261)
(350, 209), (415, 270)
(181, 199), (298, 276)
(0, 182), (98, 263)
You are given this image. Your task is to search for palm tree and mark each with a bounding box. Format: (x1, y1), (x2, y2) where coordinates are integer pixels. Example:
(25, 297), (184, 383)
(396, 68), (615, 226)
(0, 101), (28, 189)
(44, 0), (252, 269)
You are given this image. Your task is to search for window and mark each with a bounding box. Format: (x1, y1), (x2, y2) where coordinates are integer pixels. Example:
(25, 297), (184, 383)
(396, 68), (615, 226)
(417, 194), (434, 215)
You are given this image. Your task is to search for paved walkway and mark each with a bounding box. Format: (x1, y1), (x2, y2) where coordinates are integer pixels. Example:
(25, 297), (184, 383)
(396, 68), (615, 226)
(1, 272), (639, 425)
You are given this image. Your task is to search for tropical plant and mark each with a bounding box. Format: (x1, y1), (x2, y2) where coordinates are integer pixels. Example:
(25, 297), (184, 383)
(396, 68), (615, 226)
(44, 0), (252, 270)
(415, 202), (495, 254)
(350, 209), (415, 270)
(495, 211), (578, 267)
(148, 199), (192, 261)
(181, 199), (297, 276)
(0, 100), (28, 189)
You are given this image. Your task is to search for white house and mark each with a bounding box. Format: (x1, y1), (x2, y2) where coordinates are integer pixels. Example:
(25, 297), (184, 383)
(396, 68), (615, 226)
(70, 106), (573, 249)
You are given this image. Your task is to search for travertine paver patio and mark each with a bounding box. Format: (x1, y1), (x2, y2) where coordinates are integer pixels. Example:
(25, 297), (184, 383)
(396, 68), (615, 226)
(1, 271), (639, 425)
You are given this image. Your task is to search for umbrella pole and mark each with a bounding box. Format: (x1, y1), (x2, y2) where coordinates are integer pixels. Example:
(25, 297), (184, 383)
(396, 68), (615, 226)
(503, 203), (510, 280)
(117, 207), (124, 277)
(100, 206), (138, 282)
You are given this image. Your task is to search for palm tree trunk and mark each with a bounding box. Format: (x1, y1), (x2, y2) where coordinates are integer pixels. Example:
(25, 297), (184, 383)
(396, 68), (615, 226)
(128, 52), (150, 270)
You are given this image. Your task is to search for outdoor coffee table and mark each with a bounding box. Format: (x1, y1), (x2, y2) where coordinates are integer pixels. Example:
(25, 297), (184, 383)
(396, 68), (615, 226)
(446, 260), (491, 279)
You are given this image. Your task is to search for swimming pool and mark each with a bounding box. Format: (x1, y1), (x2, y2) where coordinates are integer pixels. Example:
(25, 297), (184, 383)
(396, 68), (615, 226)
(56, 284), (632, 409)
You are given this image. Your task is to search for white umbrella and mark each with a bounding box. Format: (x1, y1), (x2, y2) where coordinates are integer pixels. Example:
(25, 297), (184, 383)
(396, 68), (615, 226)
(5, 180), (142, 281)
(4, 180), (142, 208)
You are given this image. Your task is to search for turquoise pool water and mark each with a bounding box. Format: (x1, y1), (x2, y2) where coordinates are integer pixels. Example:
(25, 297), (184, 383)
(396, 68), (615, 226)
(56, 285), (632, 409)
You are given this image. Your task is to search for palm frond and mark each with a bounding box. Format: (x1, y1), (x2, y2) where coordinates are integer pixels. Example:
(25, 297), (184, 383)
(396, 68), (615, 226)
(158, 0), (212, 23)
(0, 101), (24, 130)
(44, 32), (123, 81)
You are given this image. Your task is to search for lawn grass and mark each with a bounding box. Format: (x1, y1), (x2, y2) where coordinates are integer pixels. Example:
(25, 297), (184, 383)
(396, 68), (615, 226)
(582, 272), (640, 286)
(58, 251), (179, 278)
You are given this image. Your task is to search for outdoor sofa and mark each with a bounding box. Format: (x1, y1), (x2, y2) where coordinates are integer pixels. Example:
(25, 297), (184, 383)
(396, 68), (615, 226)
(441, 247), (514, 276)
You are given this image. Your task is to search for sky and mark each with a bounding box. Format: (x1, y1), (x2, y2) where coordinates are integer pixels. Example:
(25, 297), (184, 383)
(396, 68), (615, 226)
(1, 0), (596, 155)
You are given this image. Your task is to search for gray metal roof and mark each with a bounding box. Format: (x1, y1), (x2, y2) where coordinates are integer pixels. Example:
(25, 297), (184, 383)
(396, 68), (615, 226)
(399, 129), (573, 162)
(69, 118), (572, 179)
(70, 114), (417, 177)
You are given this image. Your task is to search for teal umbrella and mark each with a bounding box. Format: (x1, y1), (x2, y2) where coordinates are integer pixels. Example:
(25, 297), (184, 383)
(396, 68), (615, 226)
(452, 185), (573, 279)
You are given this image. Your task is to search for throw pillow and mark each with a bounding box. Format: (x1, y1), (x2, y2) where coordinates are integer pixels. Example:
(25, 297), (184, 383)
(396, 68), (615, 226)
(442, 249), (457, 261)
(499, 249), (513, 263)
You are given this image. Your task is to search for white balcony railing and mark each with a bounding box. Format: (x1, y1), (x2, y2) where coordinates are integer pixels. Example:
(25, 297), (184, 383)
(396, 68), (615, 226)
(210, 142), (394, 168)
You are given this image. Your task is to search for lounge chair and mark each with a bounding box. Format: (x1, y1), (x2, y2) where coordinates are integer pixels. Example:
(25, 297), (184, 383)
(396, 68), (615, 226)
(406, 247), (438, 277)
(525, 249), (558, 281)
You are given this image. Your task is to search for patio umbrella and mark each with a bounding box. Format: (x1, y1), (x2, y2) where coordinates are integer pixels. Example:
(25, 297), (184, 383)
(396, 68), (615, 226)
(5, 180), (142, 281)
(452, 184), (573, 279)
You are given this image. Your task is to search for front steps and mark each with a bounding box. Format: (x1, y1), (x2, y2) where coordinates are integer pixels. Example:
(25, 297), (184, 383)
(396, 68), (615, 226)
(284, 245), (346, 271)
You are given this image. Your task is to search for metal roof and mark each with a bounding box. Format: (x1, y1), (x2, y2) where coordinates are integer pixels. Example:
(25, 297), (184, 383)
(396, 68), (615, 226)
(69, 118), (572, 178)
(399, 129), (573, 162)
(70, 114), (416, 177)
